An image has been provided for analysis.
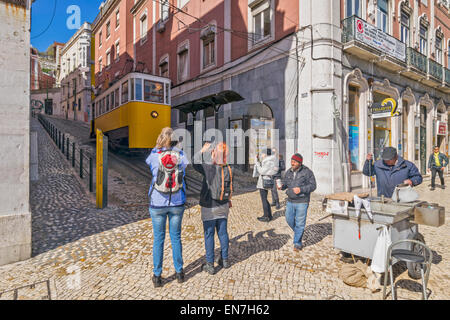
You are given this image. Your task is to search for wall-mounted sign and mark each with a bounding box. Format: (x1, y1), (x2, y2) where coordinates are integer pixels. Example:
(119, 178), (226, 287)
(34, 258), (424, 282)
(371, 98), (401, 119)
(354, 18), (406, 62)
(437, 121), (447, 136)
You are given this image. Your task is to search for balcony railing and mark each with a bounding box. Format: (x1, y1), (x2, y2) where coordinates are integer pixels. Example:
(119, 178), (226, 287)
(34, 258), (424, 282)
(428, 59), (443, 81)
(445, 68), (450, 85)
(406, 47), (427, 74)
(341, 15), (406, 62)
(342, 16), (356, 43)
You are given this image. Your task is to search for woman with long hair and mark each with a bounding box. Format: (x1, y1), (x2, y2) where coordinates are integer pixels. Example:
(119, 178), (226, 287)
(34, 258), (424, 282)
(193, 142), (233, 275)
(146, 127), (189, 287)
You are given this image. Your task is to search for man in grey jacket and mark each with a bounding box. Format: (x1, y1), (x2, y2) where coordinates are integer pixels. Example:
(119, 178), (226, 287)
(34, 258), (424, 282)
(254, 148), (279, 222)
(278, 153), (317, 251)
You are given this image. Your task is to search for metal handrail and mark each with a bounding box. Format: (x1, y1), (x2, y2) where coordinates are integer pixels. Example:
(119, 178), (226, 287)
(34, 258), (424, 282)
(428, 58), (443, 81)
(406, 47), (428, 74)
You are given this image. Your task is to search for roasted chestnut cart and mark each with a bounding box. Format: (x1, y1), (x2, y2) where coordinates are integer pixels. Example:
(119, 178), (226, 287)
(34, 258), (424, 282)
(321, 196), (445, 279)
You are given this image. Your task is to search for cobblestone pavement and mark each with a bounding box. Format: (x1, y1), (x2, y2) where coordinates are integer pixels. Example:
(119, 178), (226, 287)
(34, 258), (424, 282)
(0, 117), (448, 300)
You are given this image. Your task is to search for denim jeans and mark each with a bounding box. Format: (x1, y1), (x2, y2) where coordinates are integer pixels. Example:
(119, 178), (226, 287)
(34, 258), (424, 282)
(202, 218), (229, 264)
(285, 202), (309, 247)
(149, 206), (185, 276)
(271, 183), (280, 205)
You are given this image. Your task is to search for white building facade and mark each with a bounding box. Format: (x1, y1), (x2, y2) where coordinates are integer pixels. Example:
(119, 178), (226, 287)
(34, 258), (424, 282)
(60, 22), (93, 122)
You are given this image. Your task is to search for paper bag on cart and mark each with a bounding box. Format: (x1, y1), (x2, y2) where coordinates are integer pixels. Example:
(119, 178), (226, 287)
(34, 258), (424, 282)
(370, 226), (392, 274)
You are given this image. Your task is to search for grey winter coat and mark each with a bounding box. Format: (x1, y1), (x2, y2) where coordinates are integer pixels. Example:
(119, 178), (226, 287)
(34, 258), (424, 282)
(253, 154), (279, 189)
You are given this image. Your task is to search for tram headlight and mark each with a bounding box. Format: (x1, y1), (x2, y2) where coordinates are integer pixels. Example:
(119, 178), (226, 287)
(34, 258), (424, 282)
(151, 111), (159, 118)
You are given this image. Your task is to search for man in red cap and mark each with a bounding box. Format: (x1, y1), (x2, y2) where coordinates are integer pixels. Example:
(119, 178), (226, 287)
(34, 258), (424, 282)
(278, 153), (317, 251)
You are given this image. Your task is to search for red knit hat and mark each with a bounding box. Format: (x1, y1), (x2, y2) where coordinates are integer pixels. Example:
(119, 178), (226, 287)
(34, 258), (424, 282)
(291, 153), (303, 164)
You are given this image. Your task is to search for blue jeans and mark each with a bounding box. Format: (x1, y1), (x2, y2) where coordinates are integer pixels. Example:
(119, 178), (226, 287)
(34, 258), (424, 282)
(149, 206), (184, 276)
(285, 202), (309, 247)
(202, 218), (229, 264)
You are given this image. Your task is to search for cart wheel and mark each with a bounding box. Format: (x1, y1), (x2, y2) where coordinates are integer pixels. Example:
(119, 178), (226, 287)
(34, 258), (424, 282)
(406, 233), (428, 280)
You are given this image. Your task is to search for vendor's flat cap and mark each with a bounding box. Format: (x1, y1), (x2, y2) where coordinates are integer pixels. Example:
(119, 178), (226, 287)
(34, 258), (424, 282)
(381, 147), (397, 160)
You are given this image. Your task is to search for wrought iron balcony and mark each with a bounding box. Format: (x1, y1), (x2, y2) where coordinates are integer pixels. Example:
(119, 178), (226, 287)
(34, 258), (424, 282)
(445, 67), (450, 85)
(428, 59), (443, 81)
(342, 16), (357, 43)
(406, 47), (427, 74)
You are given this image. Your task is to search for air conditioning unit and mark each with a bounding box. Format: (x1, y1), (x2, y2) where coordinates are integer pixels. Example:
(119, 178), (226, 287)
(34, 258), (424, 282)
(157, 20), (166, 33)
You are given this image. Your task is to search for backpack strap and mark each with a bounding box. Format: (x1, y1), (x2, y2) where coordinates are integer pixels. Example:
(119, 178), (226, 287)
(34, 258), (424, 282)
(228, 165), (233, 200)
(220, 166), (225, 201)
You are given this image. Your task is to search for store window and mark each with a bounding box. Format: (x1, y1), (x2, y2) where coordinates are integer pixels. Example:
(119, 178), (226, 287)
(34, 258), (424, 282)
(346, 0), (361, 18)
(419, 106), (427, 174)
(348, 86), (360, 171)
(179, 111), (187, 123)
(377, 0), (389, 33)
(373, 92), (392, 160)
(400, 11), (410, 45)
(144, 80), (164, 103)
(419, 25), (427, 55)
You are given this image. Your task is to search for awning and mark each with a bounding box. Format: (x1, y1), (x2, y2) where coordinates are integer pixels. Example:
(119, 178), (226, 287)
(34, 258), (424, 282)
(174, 90), (244, 115)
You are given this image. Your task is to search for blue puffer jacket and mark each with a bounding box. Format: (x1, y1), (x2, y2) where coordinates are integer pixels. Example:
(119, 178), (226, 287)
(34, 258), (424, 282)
(363, 156), (423, 198)
(146, 147), (189, 208)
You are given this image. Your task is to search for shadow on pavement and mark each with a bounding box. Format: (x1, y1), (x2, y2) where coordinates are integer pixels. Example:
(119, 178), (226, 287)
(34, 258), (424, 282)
(163, 229), (290, 285)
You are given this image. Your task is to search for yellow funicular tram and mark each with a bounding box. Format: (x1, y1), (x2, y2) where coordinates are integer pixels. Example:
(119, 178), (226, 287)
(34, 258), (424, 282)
(91, 72), (171, 151)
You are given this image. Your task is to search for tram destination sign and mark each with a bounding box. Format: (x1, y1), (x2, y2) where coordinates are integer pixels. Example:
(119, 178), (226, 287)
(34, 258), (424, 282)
(354, 18), (406, 62)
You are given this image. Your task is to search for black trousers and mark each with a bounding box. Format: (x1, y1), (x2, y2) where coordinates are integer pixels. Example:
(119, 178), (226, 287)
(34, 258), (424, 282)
(259, 189), (272, 219)
(431, 167), (445, 187)
(271, 183), (280, 205)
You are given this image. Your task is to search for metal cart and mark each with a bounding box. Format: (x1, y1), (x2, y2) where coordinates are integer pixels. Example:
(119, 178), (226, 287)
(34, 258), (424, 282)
(322, 197), (445, 279)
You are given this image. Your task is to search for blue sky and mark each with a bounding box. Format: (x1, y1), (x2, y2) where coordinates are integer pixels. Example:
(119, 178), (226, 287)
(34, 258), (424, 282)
(31, 0), (103, 52)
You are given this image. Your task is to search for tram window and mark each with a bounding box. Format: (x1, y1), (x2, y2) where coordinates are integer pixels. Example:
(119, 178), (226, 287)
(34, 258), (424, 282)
(144, 80), (164, 103)
(110, 92), (115, 109)
(106, 95), (110, 111)
(135, 78), (143, 101)
(130, 78), (135, 100)
(115, 89), (119, 107)
(122, 81), (129, 103)
(165, 83), (170, 105)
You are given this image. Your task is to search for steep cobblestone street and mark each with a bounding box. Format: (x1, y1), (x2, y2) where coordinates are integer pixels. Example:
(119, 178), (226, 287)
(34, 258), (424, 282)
(0, 117), (448, 300)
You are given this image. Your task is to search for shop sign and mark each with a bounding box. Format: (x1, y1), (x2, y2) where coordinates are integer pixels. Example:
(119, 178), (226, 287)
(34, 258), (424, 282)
(371, 98), (401, 119)
(437, 121), (447, 136)
(354, 18), (406, 62)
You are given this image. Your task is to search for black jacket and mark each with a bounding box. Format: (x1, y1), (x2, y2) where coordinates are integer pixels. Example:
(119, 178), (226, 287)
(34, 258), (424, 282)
(274, 159), (286, 178)
(281, 165), (317, 203)
(193, 152), (231, 208)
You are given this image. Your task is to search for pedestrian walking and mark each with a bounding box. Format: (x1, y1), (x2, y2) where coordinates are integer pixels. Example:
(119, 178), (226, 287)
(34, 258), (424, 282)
(278, 153), (316, 251)
(428, 146), (448, 190)
(193, 142), (233, 275)
(271, 151), (285, 210)
(363, 147), (422, 198)
(146, 127), (189, 287)
(253, 148), (279, 222)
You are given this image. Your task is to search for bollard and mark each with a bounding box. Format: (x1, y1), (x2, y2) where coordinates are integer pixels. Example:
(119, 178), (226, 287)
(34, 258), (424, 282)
(80, 149), (84, 179)
(89, 157), (93, 192)
(66, 138), (70, 160)
(72, 142), (76, 167)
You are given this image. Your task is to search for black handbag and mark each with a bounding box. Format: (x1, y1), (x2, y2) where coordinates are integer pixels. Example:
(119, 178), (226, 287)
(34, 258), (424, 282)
(262, 176), (274, 189)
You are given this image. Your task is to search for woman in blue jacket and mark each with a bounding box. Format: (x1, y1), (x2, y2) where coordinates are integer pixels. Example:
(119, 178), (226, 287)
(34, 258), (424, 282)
(146, 127), (189, 288)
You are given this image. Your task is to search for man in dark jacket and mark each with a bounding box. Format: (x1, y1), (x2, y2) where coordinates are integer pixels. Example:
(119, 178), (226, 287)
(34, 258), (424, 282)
(278, 153), (316, 251)
(427, 146), (448, 190)
(363, 147), (422, 198)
